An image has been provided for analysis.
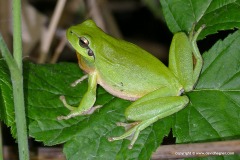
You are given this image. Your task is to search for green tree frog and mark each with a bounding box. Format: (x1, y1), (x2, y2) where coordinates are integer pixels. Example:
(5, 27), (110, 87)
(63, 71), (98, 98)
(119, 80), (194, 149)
(58, 20), (204, 149)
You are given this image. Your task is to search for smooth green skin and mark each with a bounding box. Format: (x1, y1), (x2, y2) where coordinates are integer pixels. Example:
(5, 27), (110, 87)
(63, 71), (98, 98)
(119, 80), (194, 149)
(58, 20), (204, 149)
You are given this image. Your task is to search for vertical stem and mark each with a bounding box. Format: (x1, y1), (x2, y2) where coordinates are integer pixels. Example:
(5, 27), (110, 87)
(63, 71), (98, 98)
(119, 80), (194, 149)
(13, 0), (22, 70)
(11, 70), (29, 160)
(12, 0), (29, 159)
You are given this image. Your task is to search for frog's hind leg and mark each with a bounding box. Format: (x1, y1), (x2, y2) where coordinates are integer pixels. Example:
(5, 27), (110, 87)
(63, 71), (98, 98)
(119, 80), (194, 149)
(108, 95), (189, 149)
(108, 117), (158, 149)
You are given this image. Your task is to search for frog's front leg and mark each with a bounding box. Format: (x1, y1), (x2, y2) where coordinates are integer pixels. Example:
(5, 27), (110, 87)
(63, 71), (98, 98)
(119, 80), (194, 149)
(71, 74), (88, 87)
(57, 72), (98, 120)
(108, 87), (189, 149)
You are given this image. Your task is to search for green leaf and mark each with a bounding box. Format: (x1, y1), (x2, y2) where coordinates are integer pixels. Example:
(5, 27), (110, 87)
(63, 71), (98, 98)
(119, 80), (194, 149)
(0, 60), (172, 159)
(0, 59), (16, 137)
(160, 0), (240, 39)
(25, 62), (173, 159)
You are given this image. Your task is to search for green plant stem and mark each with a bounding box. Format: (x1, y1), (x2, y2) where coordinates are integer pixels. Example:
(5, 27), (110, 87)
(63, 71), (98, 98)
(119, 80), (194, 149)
(0, 0), (29, 159)
(0, 34), (29, 160)
(12, 0), (29, 159)
(11, 69), (29, 160)
(13, 0), (23, 70)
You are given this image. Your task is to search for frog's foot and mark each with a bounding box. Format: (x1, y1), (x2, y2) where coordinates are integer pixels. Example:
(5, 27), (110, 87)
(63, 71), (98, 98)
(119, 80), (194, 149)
(108, 118), (155, 149)
(57, 95), (102, 120)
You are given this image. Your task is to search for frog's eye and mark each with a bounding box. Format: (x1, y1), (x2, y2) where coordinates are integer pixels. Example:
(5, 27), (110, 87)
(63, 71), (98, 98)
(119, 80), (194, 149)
(79, 37), (89, 48)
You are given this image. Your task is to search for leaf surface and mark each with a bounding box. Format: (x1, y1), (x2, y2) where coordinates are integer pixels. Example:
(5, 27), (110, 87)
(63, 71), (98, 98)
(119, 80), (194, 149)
(160, 0), (240, 39)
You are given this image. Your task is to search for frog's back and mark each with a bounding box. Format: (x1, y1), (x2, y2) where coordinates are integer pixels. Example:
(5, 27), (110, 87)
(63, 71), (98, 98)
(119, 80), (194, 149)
(95, 37), (181, 100)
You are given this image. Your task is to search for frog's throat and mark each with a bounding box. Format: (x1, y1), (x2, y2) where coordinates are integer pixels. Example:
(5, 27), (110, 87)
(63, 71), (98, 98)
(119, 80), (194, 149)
(76, 52), (95, 73)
